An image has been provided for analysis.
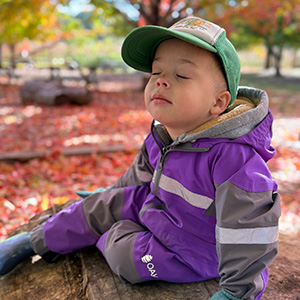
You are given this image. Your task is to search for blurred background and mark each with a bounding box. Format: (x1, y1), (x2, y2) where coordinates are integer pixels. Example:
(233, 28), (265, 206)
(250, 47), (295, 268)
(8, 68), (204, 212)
(0, 0), (299, 239)
(0, 0), (299, 80)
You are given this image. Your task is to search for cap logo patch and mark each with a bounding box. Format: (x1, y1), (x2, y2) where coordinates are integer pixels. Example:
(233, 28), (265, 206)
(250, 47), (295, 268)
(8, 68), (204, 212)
(172, 17), (212, 31)
(169, 17), (224, 45)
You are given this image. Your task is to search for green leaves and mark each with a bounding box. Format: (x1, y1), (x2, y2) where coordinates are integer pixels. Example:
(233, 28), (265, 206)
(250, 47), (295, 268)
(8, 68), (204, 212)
(0, 0), (59, 44)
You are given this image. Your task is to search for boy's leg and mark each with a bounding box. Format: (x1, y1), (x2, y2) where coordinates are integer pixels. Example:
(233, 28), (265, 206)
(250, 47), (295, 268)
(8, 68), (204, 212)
(100, 219), (210, 284)
(30, 200), (99, 257)
(31, 186), (148, 257)
(0, 186), (147, 276)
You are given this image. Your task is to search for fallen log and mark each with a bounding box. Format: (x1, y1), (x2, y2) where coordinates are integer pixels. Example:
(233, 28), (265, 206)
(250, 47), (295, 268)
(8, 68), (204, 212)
(0, 143), (141, 163)
(0, 201), (299, 300)
(20, 80), (92, 106)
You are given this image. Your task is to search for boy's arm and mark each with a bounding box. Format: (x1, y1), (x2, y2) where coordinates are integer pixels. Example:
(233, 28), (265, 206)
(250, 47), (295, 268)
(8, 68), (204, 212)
(212, 146), (281, 300)
(77, 141), (154, 198)
(112, 141), (154, 188)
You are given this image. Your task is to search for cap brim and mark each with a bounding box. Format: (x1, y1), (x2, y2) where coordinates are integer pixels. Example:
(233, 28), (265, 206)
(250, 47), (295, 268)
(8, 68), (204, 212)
(121, 25), (217, 73)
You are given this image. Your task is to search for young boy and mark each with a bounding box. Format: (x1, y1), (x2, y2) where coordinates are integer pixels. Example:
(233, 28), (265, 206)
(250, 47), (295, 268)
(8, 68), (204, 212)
(0, 17), (280, 300)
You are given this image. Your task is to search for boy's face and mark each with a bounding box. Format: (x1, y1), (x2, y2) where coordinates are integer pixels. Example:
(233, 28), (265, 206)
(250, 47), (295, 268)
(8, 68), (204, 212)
(144, 38), (223, 140)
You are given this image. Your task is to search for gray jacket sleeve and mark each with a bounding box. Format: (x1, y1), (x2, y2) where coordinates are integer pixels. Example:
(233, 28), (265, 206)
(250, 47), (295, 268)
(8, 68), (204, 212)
(112, 142), (154, 189)
(213, 155), (281, 299)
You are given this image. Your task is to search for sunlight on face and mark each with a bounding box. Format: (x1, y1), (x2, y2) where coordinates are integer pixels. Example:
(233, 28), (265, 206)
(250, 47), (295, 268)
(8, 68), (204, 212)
(144, 38), (222, 140)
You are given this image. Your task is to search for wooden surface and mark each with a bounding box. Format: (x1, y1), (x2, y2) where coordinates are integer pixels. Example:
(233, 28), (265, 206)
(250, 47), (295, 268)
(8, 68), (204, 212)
(0, 144), (141, 162)
(1, 202), (299, 300)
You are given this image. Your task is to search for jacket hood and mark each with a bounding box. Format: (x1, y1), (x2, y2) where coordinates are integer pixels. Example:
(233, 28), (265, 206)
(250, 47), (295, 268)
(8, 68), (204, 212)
(153, 87), (275, 163)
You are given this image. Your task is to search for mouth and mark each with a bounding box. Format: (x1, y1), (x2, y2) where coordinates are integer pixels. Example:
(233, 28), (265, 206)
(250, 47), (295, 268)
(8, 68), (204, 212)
(151, 94), (172, 104)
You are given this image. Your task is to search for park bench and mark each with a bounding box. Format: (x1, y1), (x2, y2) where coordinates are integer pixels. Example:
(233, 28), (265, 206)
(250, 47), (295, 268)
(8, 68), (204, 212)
(0, 200), (299, 300)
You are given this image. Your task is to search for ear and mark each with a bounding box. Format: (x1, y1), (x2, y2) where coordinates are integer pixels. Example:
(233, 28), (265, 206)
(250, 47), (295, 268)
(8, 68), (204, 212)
(210, 91), (231, 116)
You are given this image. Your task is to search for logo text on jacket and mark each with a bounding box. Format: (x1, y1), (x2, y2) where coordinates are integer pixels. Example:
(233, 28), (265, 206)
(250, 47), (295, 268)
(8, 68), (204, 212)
(141, 254), (158, 278)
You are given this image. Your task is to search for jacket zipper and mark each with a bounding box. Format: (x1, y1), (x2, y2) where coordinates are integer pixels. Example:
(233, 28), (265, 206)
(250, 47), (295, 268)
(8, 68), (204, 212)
(153, 145), (211, 197)
(153, 146), (173, 196)
(150, 121), (211, 197)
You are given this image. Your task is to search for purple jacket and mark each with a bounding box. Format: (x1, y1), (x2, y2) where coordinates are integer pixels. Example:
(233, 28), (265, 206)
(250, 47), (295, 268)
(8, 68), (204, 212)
(31, 87), (280, 300)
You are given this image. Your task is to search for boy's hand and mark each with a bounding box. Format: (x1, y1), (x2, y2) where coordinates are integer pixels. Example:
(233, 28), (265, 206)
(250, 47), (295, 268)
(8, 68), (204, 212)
(76, 187), (110, 198)
(211, 290), (242, 300)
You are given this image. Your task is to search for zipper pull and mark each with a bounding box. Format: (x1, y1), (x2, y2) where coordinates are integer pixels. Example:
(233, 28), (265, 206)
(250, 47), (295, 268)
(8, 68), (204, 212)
(157, 159), (163, 172)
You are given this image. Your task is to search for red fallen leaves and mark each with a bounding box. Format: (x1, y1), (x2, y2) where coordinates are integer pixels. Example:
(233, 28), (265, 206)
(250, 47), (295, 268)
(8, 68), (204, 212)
(267, 117), (300, 238)
(0, 89), (151, 153)
(0, 85), (151, 239)
(267, 147), (300, 237)
(0, 151), (138, 238)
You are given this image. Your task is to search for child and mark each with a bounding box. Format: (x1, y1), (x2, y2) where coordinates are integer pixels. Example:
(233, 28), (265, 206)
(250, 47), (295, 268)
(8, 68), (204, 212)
(0, 17), (280, 300)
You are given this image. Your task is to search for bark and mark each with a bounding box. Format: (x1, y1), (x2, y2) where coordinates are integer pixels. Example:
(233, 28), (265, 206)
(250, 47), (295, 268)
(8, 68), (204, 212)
(9, 43), (15, 70)
(274, 46), (283, 77)
(20, 80), (92, 106)
(265, 46), (273, 69)
(0, 43), (2, 69)
(265, 45), (283, 77)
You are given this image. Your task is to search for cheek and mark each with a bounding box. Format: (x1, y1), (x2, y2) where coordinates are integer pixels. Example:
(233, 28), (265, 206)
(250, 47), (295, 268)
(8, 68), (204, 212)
(144, 80), (153, 102)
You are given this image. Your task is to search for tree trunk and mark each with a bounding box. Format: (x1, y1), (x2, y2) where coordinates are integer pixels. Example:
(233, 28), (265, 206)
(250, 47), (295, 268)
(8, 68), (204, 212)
(9, 43), (15, 69)
(265, 46), (273, 69)
(274, 46), (283, 77)
(5, 43), (16, 81)
(265, 45), (283, 77)
(0, 43), (2, 68)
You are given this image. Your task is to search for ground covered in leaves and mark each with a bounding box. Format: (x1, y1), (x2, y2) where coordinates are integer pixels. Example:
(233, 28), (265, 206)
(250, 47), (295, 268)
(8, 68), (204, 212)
(0, 73), (300, 240)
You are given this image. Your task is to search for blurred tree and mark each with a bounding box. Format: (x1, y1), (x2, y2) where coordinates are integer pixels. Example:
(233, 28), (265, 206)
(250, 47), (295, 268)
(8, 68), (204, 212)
(91, 0), (300, 76)
(90, 0), (241, 29)
(61, 6), (127, 86)
(90, 0), (241, 86)
(1, 0), (298, 79)
(0, 0), (76, 70)
(234, 0), (300, 76)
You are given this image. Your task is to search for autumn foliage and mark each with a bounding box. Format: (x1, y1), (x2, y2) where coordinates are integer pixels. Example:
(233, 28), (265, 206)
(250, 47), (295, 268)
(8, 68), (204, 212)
(0, 85), (152, 239)
(0, 79), (300, 240)
(236, 0), (300, 37)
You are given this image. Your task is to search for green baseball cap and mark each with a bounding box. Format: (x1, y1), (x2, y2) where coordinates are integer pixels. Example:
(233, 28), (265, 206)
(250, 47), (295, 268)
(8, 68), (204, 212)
(121, 17), (241, 105)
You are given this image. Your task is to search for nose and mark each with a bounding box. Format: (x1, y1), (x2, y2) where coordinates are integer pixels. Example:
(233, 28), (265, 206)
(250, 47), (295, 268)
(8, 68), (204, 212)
(156, 76), (170, 88)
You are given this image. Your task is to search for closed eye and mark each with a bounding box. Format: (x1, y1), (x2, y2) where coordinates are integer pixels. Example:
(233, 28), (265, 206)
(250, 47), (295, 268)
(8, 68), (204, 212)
(176, 74), (189, 79)
(152, 72), (161, 76)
